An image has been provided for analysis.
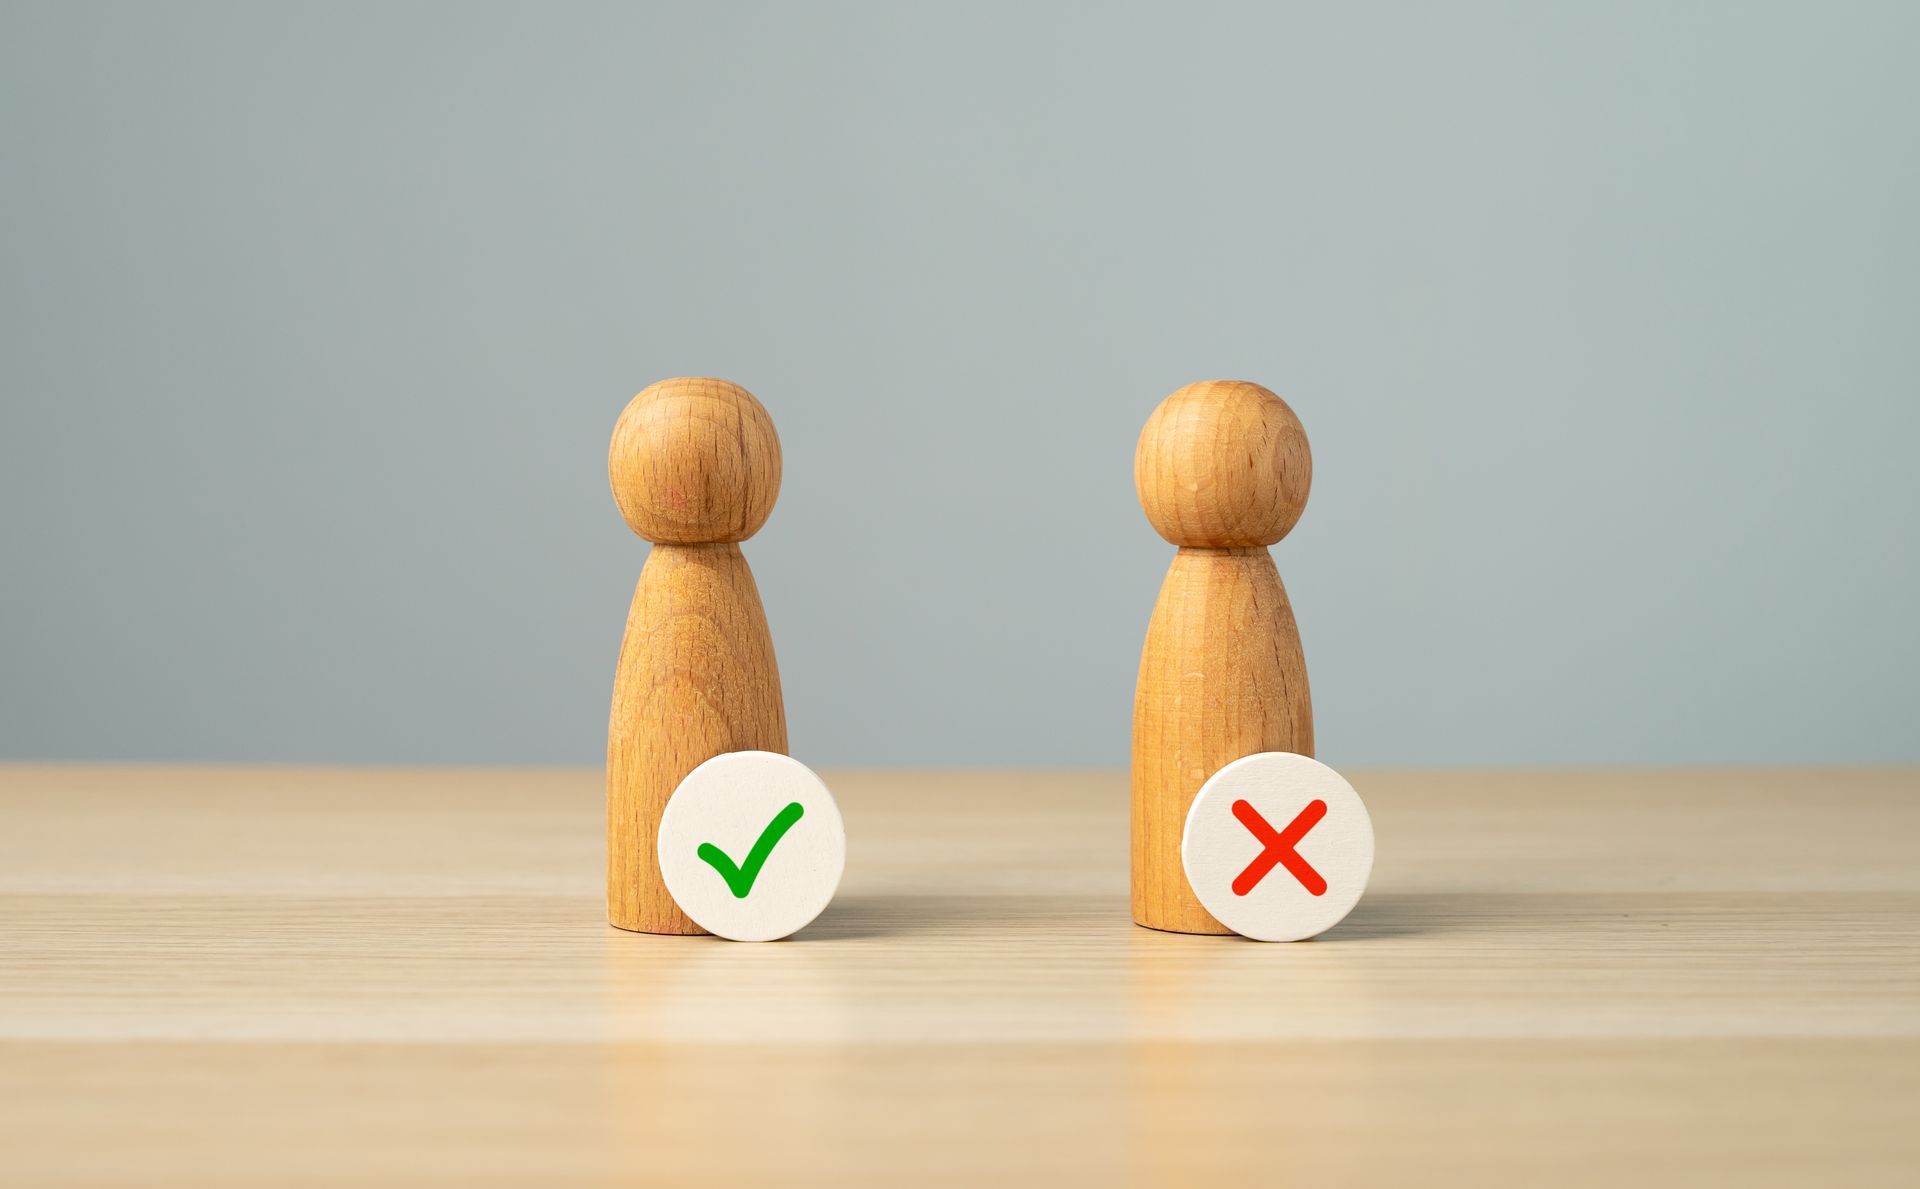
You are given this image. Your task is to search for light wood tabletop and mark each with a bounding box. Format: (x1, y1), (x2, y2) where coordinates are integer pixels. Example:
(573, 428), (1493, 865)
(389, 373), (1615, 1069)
(2, 765), (1917, 1186)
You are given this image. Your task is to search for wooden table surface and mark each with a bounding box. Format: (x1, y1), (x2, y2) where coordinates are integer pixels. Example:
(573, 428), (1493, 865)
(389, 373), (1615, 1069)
(3, 765), (1917, 1186)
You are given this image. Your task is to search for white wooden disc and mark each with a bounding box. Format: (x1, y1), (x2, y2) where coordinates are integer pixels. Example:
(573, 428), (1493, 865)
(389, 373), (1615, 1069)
(656, 751), (845, 942)
(1180, 752), (1374, 942)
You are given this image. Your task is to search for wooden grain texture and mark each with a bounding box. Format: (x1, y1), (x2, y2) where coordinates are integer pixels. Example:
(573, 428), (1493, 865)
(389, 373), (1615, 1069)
(606, 378), (787, 934)
(1132, 549), (1312, 933)
(1133, 379), (1311, 550)
(1133, 380), (1313, 933)
(3, 765), (1919, 1187)
(607, 377), (781, 546)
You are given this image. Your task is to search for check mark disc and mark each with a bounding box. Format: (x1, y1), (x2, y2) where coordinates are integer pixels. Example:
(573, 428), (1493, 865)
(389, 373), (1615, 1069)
(655, 752), (847, 942)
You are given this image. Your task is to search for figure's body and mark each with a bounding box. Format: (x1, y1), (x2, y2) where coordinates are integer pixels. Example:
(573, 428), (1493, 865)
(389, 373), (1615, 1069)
(1131, 381), (1313, 934)
(607, 378), (786, 934)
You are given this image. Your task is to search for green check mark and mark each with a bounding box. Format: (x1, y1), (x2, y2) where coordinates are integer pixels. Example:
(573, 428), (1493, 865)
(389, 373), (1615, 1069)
(696, 801), (805, 899)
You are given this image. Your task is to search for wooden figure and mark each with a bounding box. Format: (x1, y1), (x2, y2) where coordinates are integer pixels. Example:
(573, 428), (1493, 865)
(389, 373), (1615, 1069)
(607, 377), (787, 935)
(1132, 380), (1314, 934)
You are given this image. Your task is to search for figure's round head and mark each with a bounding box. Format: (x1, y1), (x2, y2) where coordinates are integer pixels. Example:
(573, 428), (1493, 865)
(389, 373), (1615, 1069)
(609, 377), (782, 544)
(1134, 380), (1311, 547)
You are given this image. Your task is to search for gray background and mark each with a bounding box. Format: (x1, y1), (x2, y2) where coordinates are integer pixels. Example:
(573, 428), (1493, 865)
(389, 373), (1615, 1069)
(3, 1), (1916, 768)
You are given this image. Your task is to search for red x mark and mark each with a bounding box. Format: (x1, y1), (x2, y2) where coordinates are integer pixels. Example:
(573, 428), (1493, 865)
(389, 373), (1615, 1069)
(1230, 799), (1328, 896)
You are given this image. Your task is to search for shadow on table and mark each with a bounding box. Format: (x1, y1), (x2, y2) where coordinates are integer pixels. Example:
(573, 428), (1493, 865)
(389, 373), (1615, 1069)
(1319, 890), (1599, 942)
(804, 891), (1490, 943)
(800, 892), (983, 941)
(1316, 892), (1468, 941)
